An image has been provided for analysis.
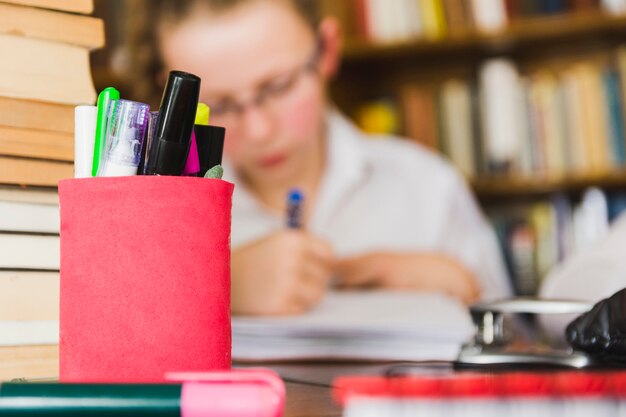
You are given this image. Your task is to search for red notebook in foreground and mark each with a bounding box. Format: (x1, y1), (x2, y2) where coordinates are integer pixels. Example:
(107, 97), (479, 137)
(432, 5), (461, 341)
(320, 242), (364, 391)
(59, 177), (233, 382)
(334, 370), (626, 417)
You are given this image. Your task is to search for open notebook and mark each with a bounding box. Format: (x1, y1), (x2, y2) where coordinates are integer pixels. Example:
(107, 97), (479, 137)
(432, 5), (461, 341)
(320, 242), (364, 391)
(232, 291), (474, 362)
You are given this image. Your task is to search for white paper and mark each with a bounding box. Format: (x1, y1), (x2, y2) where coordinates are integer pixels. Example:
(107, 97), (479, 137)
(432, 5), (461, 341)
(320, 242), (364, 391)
(233, 291), (474, 361)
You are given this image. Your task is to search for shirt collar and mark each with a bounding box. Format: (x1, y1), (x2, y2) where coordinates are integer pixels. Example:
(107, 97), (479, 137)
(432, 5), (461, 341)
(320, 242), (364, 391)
(222, 109), (371, 227)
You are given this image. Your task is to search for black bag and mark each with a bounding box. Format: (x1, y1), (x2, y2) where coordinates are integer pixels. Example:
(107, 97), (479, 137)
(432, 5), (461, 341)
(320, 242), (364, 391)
(566, 288), (626, 364)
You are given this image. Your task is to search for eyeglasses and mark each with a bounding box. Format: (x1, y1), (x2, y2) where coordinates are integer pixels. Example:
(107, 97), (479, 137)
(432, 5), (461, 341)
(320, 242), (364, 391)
(207, 36), (323, 122)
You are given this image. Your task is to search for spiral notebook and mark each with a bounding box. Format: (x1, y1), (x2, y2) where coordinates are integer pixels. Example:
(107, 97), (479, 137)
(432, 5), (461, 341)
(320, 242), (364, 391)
(232, 291), (474, 362)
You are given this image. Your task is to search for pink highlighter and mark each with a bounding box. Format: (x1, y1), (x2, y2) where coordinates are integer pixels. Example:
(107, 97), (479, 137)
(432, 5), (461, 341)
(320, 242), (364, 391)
(182, 129), (200, 175)
(0, 369), (285, 417)
(167, 369), (286, 417)
(182, 103), (210, 176)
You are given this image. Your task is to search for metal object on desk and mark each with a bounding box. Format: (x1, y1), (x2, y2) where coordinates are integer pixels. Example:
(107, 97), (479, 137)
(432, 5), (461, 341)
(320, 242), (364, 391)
(457, 298), (595, 368)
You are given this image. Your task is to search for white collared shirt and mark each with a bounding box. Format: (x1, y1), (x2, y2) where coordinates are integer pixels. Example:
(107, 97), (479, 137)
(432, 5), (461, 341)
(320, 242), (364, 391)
(223, 111), (511, 300)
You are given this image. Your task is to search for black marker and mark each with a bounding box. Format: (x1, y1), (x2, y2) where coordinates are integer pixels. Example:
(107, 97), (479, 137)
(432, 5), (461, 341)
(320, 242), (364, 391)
(195, 125), (225, 177)
(145, 71), (200, 176)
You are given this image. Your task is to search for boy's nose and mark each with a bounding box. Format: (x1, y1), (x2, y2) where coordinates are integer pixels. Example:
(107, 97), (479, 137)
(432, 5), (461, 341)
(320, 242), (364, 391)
(240, 105), (274, 145)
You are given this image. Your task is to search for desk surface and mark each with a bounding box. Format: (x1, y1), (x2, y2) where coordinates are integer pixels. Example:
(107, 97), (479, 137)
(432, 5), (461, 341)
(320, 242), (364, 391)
(265, 362), (426, 417)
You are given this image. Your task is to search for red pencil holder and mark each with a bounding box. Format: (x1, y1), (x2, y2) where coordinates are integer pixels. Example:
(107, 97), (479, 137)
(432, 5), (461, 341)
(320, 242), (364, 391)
(58, 176), (233, 382)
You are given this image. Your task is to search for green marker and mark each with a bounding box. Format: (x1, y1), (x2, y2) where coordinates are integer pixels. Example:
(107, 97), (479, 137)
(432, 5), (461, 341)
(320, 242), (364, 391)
(92, 87), (120, 176)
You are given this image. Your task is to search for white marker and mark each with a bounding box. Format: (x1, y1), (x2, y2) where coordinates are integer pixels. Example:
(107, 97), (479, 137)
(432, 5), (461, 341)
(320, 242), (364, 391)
(74, 105), (97, 178)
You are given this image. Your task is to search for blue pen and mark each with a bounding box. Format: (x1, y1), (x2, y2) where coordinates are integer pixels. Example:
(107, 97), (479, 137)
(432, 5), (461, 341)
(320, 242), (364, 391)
(286, 188), (304, 228)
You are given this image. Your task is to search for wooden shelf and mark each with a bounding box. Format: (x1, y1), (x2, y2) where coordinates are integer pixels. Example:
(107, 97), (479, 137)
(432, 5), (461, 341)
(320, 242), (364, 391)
(342, 12), (626, 61)
(471, 170), (626, 198)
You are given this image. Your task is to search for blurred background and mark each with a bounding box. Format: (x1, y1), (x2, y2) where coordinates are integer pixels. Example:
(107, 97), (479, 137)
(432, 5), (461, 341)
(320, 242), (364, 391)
(4, 0), (626, 301)
(8, 0), (626, 380)
(89, 0), (626, 297)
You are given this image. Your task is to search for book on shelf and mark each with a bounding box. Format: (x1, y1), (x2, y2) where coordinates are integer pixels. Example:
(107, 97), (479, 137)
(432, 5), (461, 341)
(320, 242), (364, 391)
(471, 0), (508, 32)
(439, 79), (476, 178)
(479, 58), (524, 174)
(0, 0), (93, 14)
(419, 0), (447, 39)
(399, 84), (440, 150)
(506, 0), (572, 20)
(353, 45), (626, 183)
(570, 0), (603, 12)
(360, 0), (422, 43)
(443, 0), (474, 35)
(603, 0), (626, 15)
(0, 2), (104, 49)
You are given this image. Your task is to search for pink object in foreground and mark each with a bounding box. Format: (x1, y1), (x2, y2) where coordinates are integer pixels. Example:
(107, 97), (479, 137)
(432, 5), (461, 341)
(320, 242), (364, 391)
(58, 176), (233, 382)
(182, 131), (201, 175)
(168, 369), (286, 417)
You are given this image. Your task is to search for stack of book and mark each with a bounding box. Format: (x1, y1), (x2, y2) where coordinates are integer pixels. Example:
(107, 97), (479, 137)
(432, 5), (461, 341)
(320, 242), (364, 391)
(0, 0), (102, 187)
(0, 0), (103, 380)
(0, 187), (60, 380)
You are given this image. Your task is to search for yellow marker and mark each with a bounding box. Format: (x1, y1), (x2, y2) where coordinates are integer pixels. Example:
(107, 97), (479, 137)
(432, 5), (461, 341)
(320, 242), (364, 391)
(195, 103), (210, 126)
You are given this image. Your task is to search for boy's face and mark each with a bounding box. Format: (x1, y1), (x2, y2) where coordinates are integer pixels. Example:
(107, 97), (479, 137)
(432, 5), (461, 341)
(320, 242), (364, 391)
(160, 0), (326, 184)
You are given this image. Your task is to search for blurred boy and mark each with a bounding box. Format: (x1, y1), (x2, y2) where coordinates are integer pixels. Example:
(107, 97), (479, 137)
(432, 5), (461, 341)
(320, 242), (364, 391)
(125, 0), (511, 315)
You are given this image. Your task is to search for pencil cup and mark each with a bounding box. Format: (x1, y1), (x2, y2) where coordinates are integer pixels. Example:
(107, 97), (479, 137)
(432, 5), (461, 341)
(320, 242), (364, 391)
(58, 176), (233, 382)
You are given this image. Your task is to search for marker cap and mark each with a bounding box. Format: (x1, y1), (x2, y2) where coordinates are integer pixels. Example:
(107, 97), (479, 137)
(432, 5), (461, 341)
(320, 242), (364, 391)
(195, 103), (210, 126)
(146, 71), (200, 176)
(74, 105), (97, 178)
(99, 100), (150, 177)
(195, 125), (225, 177)
(92, 87), (120, 177)
(138, 111), (159, 175)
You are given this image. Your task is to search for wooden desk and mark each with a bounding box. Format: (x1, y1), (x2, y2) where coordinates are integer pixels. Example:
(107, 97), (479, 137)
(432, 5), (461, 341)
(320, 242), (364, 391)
(263, 362), (423, 417)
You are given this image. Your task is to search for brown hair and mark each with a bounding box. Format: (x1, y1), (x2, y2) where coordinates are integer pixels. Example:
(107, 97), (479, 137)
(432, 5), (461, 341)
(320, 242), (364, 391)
(122, 0), (321, 106)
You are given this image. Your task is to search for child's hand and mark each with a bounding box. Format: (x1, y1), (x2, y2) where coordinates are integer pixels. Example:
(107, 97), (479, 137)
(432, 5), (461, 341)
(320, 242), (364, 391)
(335, 253), (480, 304)
(231, 230), (335, 316)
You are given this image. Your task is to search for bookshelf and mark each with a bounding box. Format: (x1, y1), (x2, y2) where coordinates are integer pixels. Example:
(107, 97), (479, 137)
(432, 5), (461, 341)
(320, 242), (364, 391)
(320, 1), (626, 296)
(472, 171), (626, 198)
(327, 7), (626, 191)
(341, 12), (626, 61)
